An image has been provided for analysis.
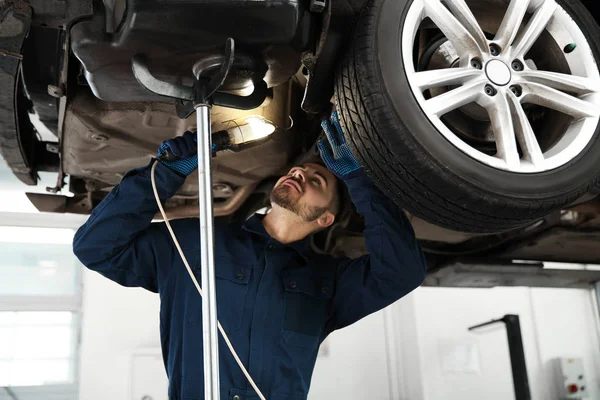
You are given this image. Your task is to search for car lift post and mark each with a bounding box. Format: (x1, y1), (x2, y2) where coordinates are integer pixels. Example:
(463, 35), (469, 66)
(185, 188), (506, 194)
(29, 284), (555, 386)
(131, 38), (267, 399)
(469, 315), (531, 400)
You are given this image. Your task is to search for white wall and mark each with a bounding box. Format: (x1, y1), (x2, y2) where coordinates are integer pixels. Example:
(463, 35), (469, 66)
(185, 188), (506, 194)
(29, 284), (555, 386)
(79, 269), (162, 400)
(529, 288), (600, 399)
(309, 312), (392, 400)
(312, 286), (600, 400)
(402, 287), (600, 400)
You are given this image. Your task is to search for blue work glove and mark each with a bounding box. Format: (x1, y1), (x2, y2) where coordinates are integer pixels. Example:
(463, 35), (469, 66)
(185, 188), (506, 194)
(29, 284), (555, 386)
(156, 131), (198, 177)
(318, 112), (363, 179)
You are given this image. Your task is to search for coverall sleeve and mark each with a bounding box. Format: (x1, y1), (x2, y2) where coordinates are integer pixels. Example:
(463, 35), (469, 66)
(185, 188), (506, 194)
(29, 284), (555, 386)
(326, 172), (427, 333)
(73, 161), (186, 293)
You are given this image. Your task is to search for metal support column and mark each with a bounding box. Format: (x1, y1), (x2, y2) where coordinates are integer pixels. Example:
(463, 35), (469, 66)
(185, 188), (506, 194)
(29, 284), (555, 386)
(196, 105), (220, 399)
(469, 315), (531, 400)
(595, 283), (600, 316)
(595, 282), (600, 332)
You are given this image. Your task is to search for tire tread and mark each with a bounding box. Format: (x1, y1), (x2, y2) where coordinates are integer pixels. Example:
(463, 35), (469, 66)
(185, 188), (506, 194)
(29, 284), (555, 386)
(334, 0), (591, 233)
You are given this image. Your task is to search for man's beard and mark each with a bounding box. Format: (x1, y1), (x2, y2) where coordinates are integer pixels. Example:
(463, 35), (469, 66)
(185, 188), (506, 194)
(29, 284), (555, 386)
(270, 185), (327, 222)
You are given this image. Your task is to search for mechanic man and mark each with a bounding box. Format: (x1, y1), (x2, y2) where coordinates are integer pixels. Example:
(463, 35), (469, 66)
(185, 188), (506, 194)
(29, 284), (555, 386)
(73, 112), (427, 400)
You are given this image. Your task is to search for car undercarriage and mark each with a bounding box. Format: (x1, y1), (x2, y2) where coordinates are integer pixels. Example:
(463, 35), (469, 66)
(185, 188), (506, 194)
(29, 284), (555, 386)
(2, 0), (600, 287)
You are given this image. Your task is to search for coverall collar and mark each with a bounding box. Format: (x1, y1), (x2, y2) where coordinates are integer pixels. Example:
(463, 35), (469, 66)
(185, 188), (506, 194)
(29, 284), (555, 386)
(242, 214), (312, 262)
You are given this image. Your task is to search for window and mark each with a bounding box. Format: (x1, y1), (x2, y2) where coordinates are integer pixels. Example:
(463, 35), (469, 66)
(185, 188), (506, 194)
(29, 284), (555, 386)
(0, 220), (82, 397)
(0, 312), (77, 387)
(0, 228), (79, 297)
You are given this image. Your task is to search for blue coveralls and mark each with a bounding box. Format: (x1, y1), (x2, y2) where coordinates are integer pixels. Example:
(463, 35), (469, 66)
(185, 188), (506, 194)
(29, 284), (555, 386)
(73, 161), (427, 400)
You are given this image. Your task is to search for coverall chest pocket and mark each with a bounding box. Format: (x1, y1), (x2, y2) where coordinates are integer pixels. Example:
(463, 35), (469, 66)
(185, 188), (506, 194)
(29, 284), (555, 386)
(281, 268), (333, 350)
(187, 255), (253, 334)
(214, 255), (253, 333)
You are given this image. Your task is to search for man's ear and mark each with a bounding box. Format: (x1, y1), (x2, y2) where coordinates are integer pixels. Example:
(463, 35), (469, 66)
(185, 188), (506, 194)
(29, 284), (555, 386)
(317, 211), (335, 229)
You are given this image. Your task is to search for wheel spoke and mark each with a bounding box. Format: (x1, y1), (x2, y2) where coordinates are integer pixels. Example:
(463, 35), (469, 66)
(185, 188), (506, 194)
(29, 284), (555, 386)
(485, 93), (521, 169)
(494, 0), (530, 51)
(423, 0), (485, 58)
(412, 67), (483, 90)
(518, 70), (600, 95)
(510, 0), (557, 59)
(521, 82), (600, 119)
(424, 79), (486, 116)
(440, 0), (488, 53)
(507, 91), (545, 166)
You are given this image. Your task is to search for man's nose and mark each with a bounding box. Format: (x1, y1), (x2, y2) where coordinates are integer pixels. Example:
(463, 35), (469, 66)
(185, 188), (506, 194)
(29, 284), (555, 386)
(292, 170), (306, 182)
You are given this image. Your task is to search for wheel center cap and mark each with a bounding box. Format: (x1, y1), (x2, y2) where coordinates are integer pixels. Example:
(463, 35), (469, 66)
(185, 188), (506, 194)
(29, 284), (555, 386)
(485, 60), (511, 86)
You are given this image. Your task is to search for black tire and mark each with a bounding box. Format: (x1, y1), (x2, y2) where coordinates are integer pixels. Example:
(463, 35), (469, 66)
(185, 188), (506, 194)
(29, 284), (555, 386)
(335, 0), (600, 233)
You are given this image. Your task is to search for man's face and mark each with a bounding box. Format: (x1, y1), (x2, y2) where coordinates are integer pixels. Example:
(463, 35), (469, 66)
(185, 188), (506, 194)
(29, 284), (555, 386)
(270, 163), (337, 222)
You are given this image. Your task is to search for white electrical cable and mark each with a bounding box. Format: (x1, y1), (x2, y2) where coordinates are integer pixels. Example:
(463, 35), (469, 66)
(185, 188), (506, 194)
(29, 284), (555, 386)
(151, 161), (267, 400)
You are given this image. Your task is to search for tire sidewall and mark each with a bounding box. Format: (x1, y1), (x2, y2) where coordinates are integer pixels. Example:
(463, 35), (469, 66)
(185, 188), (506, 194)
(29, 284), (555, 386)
(375, 0), (600, 200)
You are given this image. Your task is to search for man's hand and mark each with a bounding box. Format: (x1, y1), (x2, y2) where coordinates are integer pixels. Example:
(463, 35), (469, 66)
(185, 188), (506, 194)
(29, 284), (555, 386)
(318, 112), (363, 179)
(156, 131), (198, 177)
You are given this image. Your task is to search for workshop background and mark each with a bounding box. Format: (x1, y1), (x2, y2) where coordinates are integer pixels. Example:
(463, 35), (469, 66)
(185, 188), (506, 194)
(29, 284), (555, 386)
(1, 160), (599, 400)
